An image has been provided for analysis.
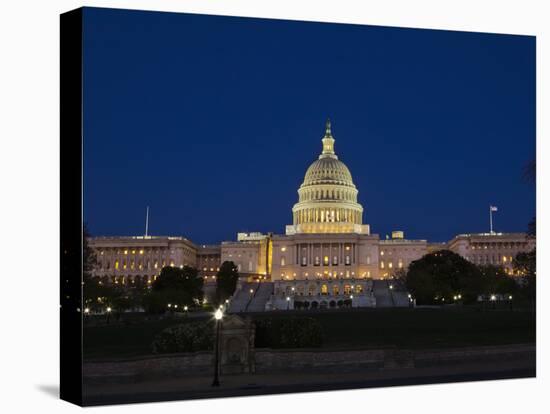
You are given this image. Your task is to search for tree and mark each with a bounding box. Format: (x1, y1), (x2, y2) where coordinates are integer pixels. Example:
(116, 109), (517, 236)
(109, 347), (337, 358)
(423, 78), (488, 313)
(478, 265), (518, 296)
(215, 261), (239, 305)
(516, 158), (536, 307)
(514, 250), (536, 305)
(82, 224), (109, 311)
(83, 223), (97, 279)
(145, 266), (204, 313)
(406, 250), (484, 305)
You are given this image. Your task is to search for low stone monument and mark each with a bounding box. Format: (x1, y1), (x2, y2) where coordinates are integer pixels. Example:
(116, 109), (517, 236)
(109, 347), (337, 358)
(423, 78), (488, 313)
(219, 314), (255, 374)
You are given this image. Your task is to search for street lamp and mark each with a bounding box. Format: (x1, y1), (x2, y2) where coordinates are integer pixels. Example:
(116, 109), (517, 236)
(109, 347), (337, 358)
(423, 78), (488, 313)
(212, 308), (223, 387)
(106, 306), (112, 324)
(286, 296), (291, 310)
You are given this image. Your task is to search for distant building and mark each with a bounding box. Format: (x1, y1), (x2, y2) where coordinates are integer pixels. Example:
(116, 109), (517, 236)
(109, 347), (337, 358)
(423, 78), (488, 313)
(89, 236), (197, 286)
(447, 233), (535, 274)
(88, 120), (535, 310)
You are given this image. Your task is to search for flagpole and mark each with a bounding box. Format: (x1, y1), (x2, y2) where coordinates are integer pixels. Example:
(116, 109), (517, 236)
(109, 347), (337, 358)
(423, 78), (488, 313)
(489, 206), (493, 234)
(145, 206), (149, 237)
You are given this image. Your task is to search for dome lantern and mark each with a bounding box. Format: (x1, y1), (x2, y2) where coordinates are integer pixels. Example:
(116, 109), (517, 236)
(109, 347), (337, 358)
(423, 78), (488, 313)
(321, 118), (337, 159)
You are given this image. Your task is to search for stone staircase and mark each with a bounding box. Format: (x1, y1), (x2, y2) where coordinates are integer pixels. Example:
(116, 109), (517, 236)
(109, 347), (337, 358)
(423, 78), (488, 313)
(373, 280), (393, 307)
(228, 282), (256, 313)
(247, 282), (274, 312)
(372, 279), (410, 308)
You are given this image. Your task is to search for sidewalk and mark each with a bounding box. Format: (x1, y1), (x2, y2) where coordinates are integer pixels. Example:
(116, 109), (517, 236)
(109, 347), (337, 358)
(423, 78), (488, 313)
(83, 357), (535, 406)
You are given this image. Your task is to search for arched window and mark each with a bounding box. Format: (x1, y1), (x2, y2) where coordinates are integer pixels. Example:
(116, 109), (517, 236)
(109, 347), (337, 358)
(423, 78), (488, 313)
(308, 284), (316, 296)
(321, 284), (328, 295)
(333, 285), (340, 295)
(281, 256), (286, 266)
(344, 284), (351, 294)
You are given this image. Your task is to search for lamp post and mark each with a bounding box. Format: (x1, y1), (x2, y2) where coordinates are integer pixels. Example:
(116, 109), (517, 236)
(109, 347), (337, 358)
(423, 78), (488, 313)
(106, 307), (112, 324)
(286, 296), (291, 310)
(509, 295), (513, 311)
(212, 308), (223, 387)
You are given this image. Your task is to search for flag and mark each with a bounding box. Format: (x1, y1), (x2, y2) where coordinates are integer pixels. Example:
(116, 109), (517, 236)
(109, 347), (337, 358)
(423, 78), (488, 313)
(490, 206), (498, 212)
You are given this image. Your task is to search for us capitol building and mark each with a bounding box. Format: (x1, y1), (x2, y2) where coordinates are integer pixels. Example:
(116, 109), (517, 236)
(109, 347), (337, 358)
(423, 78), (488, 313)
(89, 120), (535, 311)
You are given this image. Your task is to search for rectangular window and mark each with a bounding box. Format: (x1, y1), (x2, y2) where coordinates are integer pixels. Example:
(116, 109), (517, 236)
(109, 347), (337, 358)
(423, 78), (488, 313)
(345, 255), (351, 265)
(301, 256), (307, 266)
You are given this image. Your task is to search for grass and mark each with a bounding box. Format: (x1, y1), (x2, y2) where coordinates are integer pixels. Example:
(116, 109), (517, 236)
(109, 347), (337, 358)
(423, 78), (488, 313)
(83, 307), (535, 360)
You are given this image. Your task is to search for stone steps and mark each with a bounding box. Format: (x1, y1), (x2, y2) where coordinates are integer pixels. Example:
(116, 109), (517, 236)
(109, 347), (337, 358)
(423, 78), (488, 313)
(247, 282), (274, 312)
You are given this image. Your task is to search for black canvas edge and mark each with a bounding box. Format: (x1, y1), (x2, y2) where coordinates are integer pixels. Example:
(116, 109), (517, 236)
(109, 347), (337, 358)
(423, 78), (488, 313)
(60, 7), (84, 407)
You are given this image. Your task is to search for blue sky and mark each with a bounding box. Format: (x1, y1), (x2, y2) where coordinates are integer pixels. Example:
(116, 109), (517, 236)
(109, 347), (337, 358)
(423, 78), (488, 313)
(83, 7), (535, 244)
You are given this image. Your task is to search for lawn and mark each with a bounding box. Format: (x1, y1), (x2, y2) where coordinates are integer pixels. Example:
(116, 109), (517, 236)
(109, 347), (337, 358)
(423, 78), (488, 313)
(83, 307), (535, 360)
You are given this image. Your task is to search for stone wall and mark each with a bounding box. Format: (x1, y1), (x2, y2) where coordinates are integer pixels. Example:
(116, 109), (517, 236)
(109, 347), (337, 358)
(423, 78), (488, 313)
(83, 344), (535, 385)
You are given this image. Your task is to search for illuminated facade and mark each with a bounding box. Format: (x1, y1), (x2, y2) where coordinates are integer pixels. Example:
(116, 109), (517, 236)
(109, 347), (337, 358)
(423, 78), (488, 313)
(89, 236), (197, 285)
(89, 120), (535, 310)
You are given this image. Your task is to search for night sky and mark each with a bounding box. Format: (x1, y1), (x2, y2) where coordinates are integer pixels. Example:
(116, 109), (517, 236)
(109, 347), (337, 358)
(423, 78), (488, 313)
(83, 7), (535, 244)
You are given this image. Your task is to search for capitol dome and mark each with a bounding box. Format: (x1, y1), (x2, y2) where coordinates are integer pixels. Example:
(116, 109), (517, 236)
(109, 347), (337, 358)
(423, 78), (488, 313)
(287, 120), (368, 235)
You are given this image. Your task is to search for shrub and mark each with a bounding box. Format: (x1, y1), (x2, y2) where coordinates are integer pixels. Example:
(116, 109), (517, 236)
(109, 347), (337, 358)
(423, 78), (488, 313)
(254, 317), (323, 348)
(279, 317), (323, 348)
(152, 321), (214, 354)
